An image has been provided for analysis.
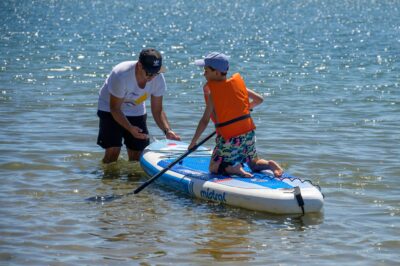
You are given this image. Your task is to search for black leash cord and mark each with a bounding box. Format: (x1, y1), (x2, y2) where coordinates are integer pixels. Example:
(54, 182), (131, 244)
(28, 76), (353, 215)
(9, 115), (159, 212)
(294, 186), (305, 215)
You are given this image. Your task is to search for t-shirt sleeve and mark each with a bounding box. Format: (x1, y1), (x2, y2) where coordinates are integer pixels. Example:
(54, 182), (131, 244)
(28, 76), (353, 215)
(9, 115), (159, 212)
(150, 74), (166, 97)
(107, 71), (125, 98)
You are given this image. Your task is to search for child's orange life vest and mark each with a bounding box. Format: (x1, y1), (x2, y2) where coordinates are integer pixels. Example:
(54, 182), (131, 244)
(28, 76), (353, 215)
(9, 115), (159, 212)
(206, 73), (255, 140)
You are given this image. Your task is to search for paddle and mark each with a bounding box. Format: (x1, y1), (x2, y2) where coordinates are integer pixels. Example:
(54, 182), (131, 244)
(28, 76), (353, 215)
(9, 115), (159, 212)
(85, 131), (216, 202)
(134, 130), (216, 194)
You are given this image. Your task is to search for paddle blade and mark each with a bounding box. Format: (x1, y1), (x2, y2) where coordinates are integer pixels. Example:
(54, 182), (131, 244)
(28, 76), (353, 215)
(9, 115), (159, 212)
(85, 194), (123, 203)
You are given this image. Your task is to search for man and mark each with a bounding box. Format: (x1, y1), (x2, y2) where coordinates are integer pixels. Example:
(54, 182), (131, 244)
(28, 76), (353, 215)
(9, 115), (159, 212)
(97, 48), (180, 163)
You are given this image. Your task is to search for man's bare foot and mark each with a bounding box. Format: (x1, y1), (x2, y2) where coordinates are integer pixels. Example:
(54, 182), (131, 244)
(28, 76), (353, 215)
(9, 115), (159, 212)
(268, 160), (283, 177)
(225, 164), (252, 178)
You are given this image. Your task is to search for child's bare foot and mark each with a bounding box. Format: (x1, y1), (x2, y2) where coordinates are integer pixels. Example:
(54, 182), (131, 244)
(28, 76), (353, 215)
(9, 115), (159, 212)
(225, 164), (252, 178)
(269, 160), (283, 177)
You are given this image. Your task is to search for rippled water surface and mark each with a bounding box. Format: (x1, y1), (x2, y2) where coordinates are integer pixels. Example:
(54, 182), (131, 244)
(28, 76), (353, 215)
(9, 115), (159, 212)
(1, 0), (399, 265)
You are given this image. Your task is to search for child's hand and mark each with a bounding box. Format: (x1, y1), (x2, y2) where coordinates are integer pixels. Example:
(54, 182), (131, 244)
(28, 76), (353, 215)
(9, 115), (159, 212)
(188, 141), (196, 151)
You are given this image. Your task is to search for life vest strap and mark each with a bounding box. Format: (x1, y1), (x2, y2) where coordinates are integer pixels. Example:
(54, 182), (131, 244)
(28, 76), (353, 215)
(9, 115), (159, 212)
(215, 113), (251, 128)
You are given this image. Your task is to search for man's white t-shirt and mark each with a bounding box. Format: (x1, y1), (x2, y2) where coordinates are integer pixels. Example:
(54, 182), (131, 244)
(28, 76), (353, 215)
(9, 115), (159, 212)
(98, 61), (166, 116)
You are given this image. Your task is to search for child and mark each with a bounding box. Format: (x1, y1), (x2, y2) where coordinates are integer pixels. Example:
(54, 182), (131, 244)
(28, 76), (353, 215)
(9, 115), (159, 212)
(188, 52), (283, 177)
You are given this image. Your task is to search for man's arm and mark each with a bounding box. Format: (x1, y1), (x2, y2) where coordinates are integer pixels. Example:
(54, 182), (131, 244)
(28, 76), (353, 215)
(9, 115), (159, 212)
(110, 94), (148, 139)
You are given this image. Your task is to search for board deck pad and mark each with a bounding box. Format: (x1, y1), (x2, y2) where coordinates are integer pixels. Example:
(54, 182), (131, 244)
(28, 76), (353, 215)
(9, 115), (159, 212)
(158, 157), (293, 189)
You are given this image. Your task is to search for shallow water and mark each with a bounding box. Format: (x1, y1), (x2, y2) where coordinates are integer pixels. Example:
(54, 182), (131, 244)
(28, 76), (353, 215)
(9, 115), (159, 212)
(1, 0), (399, 265)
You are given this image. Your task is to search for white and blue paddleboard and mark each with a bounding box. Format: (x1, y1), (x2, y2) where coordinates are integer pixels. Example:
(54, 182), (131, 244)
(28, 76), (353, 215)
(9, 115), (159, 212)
(140, 139), (324, 214)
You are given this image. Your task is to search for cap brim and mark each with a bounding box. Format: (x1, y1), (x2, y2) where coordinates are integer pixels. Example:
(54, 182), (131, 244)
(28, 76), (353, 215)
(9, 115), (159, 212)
(194, 59), (205, 67)
(144, 65), (166, 74)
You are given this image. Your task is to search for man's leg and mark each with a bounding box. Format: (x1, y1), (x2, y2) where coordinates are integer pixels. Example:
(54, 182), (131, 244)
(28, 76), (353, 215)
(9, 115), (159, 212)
(103, 147), (121, 163)
(127, 149), (141, 161)
(97, 111), (123, 163)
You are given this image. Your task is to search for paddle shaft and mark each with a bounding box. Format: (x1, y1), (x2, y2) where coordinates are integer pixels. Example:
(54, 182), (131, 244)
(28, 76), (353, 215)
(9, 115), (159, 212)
(133, 131), (216, 194)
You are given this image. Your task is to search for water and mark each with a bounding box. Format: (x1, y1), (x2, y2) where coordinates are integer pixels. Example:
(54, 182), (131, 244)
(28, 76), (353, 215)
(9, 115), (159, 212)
(1, 0), (399, 265)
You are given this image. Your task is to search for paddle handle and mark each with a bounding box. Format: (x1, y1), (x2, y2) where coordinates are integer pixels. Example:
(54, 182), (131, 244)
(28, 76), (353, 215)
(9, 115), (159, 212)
(134, 131), (216, 194)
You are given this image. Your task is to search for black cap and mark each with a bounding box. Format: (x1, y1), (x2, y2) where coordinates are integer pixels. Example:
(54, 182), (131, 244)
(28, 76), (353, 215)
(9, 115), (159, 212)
(139, 48), (165, 74)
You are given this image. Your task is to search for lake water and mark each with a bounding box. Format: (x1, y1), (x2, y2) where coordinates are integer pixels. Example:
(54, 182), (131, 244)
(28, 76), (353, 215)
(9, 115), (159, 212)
(1, 0), (399, 265)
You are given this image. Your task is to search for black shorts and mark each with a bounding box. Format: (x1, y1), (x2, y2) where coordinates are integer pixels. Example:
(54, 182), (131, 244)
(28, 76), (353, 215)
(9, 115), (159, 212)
(97, 110), (150, 151)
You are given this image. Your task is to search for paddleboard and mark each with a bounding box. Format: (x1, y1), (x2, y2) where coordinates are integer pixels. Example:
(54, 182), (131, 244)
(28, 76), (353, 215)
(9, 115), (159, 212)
(139, 139), (324, 214)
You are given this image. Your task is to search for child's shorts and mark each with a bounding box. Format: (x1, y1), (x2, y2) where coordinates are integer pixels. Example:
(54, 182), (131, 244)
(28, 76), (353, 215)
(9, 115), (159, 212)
(211, 130), (258, 167)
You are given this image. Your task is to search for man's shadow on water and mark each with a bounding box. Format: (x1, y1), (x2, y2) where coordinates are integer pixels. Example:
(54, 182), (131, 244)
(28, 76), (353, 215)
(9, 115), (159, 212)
(100, 160), (145, 181)
(87, 159), (147, 200)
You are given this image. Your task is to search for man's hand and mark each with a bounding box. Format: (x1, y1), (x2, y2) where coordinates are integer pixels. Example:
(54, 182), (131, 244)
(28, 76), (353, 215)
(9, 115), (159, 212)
(165, 130), (181, 141)
(129, 126), (148, 140)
